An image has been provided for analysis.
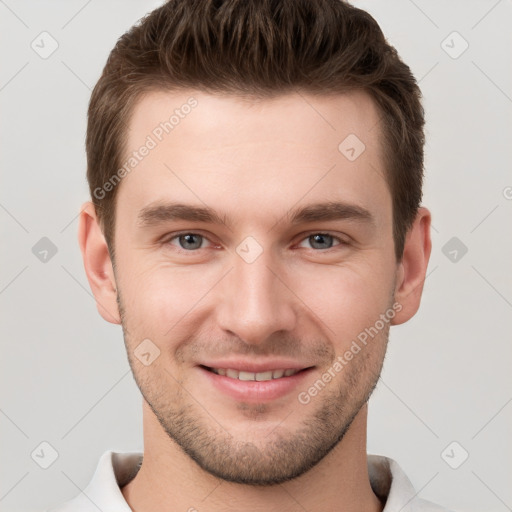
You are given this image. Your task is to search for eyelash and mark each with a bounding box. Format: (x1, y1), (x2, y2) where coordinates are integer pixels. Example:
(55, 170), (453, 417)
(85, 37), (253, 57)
(162, 231), (349, 253)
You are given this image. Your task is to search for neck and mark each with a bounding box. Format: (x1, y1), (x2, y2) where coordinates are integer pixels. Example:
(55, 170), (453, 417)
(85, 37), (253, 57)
(122, 402), (383, 512)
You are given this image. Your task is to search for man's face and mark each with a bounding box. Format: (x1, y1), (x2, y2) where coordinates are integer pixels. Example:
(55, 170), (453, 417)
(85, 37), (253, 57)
(112, 90), (398, 485)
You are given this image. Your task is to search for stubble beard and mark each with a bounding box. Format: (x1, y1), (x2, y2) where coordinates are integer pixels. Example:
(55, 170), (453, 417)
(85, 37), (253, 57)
(117, 290), (390, 486)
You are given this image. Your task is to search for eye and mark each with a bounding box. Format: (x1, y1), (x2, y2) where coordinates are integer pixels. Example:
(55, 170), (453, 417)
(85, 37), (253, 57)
(298, 233), (343, 250)
(168, 233), (208, 251)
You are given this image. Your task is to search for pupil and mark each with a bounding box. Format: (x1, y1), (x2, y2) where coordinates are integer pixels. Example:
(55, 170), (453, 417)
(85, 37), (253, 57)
(311, 234), (332, 249)
(180, 234), (201, 250)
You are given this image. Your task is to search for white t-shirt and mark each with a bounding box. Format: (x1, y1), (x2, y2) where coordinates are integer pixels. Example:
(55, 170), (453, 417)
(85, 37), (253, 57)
(47, 451), (451, 511)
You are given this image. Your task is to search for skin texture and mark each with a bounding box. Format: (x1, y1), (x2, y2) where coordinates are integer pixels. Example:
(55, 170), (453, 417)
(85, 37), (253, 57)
(79, 90), (431, 512)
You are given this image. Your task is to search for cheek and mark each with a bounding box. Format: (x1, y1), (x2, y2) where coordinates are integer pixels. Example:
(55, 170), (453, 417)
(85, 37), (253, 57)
(120, 264), (217, 340)
(290, 262), (394, 342)
(117, 241), (396, 350)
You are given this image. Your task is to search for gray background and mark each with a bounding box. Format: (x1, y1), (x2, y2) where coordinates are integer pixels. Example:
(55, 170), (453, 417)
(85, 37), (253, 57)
(1, 1), (511, 511)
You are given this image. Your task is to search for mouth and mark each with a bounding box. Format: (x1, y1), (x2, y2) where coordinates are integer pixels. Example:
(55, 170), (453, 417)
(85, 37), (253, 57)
(197, 364), (315, 403)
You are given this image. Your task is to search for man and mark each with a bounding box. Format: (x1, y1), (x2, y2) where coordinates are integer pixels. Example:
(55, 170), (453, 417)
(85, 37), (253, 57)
(50, 0), (449, 510)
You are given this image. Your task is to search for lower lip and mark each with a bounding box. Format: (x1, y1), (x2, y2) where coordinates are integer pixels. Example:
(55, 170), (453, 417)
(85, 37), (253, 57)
(198, 366), (314, 403)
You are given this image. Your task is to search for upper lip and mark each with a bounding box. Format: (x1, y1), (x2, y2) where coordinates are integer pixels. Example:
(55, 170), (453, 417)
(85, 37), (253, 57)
(198, 359), (314, 373)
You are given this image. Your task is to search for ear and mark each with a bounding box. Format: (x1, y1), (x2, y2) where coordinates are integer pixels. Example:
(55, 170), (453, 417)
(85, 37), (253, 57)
(77, 201), (121, 324)
(391, 207), (432, 326)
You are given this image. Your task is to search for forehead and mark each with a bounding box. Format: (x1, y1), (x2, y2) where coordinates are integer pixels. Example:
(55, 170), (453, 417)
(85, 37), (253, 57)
(117, 89), (389, 228)
(126, 89), (383, 154)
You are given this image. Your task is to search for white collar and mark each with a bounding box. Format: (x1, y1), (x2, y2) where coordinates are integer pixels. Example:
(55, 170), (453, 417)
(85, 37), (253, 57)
(48, 451), (448, 511)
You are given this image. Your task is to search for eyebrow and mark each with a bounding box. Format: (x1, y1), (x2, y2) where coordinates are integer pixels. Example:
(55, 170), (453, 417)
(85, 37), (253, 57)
(286, 201), (374, 227)
(137, 202), (229, 228)
(136, 201), (375, 229)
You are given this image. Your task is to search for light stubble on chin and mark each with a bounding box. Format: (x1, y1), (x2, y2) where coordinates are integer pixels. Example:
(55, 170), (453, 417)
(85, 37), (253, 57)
(116, 290), (391, 486)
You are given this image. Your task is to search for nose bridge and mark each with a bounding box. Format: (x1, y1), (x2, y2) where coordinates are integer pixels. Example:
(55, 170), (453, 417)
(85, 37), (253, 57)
(216, 244), (296, 344)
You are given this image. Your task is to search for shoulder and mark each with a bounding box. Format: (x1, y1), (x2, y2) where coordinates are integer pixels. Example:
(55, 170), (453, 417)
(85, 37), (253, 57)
(46, 493), (93, 512)
(368, 454), (453, 512)
(414, 497), (455, 511)
(45, 451), (142, 512)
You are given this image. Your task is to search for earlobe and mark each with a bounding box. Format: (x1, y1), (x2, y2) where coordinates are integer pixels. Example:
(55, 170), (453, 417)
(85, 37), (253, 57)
(77, 201), (121, 325)
(391, 207), (432, 326)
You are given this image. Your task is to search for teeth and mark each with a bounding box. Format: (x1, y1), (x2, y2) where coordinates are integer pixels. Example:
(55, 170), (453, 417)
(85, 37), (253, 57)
(226, 369), (239, 379)
(255, 371), (273, 381)
(210, 367), (301, 381)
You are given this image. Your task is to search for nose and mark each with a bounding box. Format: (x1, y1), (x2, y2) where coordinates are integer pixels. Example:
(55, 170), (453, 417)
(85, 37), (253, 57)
(215, 246), (297, 345)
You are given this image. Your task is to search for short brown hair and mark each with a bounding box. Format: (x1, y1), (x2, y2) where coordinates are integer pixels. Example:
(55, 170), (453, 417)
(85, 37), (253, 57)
(86, 0), (425, 262)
